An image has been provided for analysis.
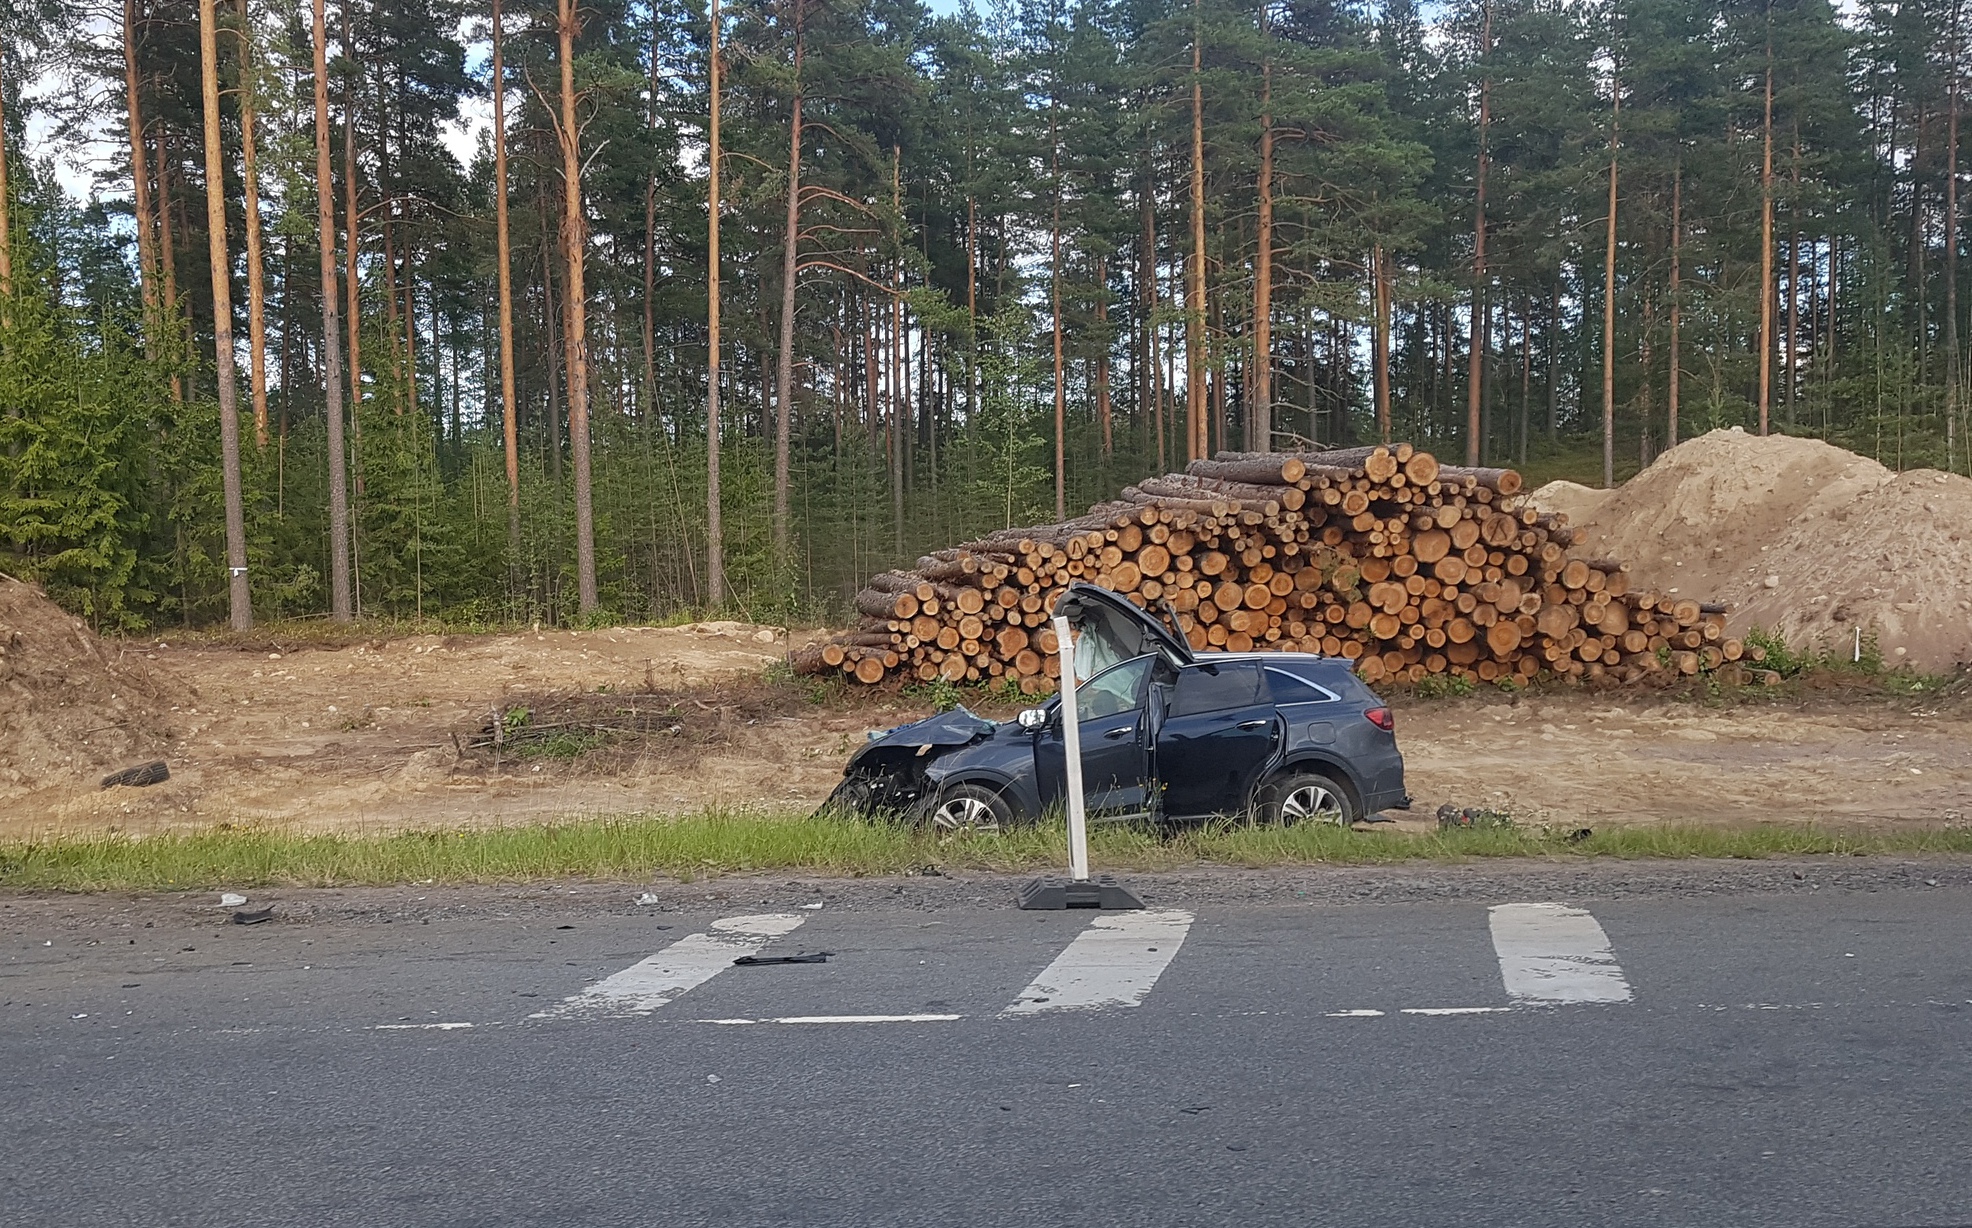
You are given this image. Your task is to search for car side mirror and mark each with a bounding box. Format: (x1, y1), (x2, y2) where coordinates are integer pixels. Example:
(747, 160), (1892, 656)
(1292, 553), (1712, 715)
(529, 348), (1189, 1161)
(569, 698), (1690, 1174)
(1017, 707), (1048, 731)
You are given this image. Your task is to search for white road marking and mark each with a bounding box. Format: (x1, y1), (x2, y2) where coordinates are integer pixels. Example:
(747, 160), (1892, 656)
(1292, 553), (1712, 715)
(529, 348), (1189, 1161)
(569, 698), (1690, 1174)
(1327, 1009), (1386, 1018)
(1002, 909), (1195, 1015)
(1488, 902), (1634, 1005)
(701, 1014), (962, 1025)
(1401, 1006), (1514, 1016)
(533, 913), (806, 1019)
(374, 1022), (475, 1031)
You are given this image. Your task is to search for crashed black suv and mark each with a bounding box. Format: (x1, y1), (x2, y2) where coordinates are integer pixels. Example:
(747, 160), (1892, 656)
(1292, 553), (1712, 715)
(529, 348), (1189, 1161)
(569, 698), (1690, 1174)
(824, 584), (1409, 832)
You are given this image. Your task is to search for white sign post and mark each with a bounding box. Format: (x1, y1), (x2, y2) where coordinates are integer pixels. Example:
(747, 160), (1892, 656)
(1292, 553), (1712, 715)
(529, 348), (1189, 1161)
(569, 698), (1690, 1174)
(1014, 609), (1142, 910)
(1052, 614), (1092, 883)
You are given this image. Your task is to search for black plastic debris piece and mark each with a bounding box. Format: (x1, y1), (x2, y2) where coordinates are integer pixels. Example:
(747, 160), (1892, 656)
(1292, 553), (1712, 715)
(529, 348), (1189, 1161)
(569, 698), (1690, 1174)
(732, 952), (831, 966)
(101, 760), (169, 789)
(230, 907), (276, 926)
(1565, 827), (1594, 843)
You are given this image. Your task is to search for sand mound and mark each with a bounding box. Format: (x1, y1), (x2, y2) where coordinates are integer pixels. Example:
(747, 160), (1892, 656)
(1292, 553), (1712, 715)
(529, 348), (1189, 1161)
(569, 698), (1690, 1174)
(1534, 429), (1972, 671)
(1525, 479), (1610, 528)
(0, 576), (175, 793)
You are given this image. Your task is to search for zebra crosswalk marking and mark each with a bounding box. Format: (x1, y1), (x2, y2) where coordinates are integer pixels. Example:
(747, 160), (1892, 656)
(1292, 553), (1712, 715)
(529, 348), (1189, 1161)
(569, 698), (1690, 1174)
(532, 913), (806, 1019)
(1002, 909), (1195, 1015)
(1488, 902), (1634, 1005)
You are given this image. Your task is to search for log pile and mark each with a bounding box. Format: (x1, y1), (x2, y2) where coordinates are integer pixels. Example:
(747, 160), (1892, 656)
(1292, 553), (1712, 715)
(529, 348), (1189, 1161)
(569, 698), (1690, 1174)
(794, 444), (1749, 691)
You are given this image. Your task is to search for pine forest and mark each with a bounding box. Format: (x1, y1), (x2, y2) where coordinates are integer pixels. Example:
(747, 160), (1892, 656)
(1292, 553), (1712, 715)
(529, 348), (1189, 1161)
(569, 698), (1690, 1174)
(0, 0), (1965, 630)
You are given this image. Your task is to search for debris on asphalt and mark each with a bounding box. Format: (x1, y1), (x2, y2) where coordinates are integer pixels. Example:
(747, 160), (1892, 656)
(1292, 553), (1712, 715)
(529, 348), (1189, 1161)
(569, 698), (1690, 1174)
(732, 952), (831, 966)
(798, 901), (824, 910)
(219, 892), (248, 907)
(230, 906), (275, 926)
(634, 892), (662, 905)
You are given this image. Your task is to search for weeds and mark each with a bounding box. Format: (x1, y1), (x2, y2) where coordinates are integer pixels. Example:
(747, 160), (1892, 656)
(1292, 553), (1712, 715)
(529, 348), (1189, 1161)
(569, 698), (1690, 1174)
(3, 813), (1969, 893)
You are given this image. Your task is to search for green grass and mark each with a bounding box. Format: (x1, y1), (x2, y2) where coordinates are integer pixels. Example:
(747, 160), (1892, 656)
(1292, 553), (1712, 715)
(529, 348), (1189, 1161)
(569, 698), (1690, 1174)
(3, 811), (1969, 894)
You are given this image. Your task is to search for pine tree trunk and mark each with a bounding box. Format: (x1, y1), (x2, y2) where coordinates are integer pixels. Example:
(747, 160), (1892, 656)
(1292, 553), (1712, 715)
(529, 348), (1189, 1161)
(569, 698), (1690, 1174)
(237, 0), (270, 449)
(1252, 59), (1273, 451)
(706, 0), (725, 607)
(1669, 158), (1681, 446)
(1601, 77), (1619, 490)
(158, 135), (184, 402)
(1465, 0), (1492, 466)
(772, 1), (803, 557)
(1373, 243), (1392, 444)
(1187, 0), (1208, 463)
(890, 147), (904, 555)
(122, 0), (163, 341)
(199, 0), (252, 629)
(1758, 54), (1773, 435)
(1095, 255), (1111, 454)
(1050, 97), (1066, 518)
(1949, 0), (1963, 458)
(556, 0), (598, 614)
(341, 14), (363, 519)
(0, 46), (12, 310)
(493, 0), (520, 544)
(1141, 184), (1164, 472)
(309, 0), (352, 620)
(1786, 130), (1801, 429)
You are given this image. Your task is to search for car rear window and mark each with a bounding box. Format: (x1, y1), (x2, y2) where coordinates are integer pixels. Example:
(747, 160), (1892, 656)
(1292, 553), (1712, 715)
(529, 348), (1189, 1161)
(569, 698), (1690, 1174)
(1264, 667), (1339, 704)
(1169, 661), (1263, 716)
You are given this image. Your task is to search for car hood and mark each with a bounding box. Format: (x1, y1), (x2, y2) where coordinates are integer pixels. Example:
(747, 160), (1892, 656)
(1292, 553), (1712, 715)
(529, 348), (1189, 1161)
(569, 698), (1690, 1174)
(851, 706), (1001, 764)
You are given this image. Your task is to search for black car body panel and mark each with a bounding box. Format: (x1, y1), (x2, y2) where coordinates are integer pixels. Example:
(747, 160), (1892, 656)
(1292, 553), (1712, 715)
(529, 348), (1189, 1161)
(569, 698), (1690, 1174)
(827, 583), (1409, 825)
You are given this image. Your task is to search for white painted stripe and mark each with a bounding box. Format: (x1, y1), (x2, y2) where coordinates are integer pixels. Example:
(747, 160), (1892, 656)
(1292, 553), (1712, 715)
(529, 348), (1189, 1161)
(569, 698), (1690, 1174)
(1327, 1009), (1386, 1018)
(1401, 1006), (1514, 1016)
(1488, 902), (1634, 1005)
(374, 1022), (475, 1031)
(1002, 909), (1194, 1015)
(725, 1014), (961, 1025)
(533, 913), (806, 1019)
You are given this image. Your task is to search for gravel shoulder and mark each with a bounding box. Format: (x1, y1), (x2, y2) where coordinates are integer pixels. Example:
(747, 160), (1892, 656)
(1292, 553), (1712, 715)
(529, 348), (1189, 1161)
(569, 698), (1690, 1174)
(7, 855), (1969, 935)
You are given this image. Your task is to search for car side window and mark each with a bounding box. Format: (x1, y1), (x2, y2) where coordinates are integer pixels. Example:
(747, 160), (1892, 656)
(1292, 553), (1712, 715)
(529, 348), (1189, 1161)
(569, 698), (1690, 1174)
(1075, 654), (1155, 722)
(1168, 661), (1263, 717)
(1264, 667), (1339, 704)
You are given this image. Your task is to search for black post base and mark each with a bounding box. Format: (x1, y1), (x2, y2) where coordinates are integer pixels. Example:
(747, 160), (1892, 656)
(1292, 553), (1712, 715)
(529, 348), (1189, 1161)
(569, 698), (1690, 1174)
(1016, 876), (1144, 910)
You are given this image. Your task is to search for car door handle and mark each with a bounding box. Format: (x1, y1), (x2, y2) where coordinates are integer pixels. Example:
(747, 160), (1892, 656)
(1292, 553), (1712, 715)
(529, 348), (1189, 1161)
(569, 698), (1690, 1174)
(1236, 719), (1270, 730)
(1102, 726), (1134, 740)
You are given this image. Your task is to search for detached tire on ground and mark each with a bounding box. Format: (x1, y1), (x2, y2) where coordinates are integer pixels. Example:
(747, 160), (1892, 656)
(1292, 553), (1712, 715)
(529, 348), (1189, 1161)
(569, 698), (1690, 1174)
(927, 783), (1015, 835)
(1260, 772), (1357, 828)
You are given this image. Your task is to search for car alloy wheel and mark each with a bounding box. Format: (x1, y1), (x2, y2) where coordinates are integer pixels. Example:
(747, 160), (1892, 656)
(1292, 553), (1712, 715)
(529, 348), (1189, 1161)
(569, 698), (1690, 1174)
(1269, 773), (1354, 827)
(929, 784), (1010, 835)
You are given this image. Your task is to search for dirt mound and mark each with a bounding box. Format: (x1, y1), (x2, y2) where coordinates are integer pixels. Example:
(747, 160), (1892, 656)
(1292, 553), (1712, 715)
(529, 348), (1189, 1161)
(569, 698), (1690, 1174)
(1525, 479), (1609, 527)
(0, 576), (175, 793)
(1528, 429), (1972, 671)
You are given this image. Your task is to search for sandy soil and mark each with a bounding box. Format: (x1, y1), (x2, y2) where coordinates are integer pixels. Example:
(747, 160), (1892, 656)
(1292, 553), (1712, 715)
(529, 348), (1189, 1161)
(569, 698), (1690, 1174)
(3, 622), (1964, 840)
(1528, 429), (1972, 672)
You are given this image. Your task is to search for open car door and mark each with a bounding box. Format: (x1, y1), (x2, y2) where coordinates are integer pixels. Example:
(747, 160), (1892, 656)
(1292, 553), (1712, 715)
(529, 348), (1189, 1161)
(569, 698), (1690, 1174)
(1053, 584), (1193, 680)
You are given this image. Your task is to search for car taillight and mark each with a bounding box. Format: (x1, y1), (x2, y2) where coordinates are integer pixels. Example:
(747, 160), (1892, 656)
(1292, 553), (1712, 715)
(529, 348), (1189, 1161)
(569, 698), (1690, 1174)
(1365, 706), (1394, 733)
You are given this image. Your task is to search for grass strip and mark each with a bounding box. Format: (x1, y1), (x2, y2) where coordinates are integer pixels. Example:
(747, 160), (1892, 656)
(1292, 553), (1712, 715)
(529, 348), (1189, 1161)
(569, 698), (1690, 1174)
(4, 813), (1971, 893)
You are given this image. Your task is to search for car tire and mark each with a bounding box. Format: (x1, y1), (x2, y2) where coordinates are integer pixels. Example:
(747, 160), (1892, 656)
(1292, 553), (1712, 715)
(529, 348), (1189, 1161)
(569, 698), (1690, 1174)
(1261, 771), (1357, 828)
(816, 775), (877, 819)
(927, 783), (1016, 835)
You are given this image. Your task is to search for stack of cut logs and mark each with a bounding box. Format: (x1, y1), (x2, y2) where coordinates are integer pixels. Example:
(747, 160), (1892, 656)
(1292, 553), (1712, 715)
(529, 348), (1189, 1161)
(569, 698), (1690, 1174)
(794, 444), (1750, 691)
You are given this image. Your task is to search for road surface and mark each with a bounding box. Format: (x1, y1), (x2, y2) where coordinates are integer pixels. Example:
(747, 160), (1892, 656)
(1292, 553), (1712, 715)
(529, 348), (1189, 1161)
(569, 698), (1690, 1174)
(5, 867), (1970, 1227)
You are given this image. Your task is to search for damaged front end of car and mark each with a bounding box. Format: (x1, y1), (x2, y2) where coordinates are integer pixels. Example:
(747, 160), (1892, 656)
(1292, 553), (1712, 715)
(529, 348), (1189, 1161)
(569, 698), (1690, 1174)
(816, 706), (1002, 822)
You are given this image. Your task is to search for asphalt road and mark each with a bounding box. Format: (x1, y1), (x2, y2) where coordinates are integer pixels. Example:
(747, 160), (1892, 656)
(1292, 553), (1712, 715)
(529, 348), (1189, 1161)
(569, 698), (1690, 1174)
(5, 869), (1971, 1228)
